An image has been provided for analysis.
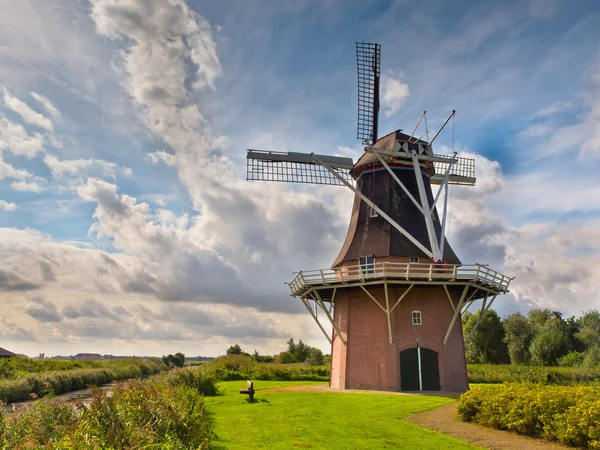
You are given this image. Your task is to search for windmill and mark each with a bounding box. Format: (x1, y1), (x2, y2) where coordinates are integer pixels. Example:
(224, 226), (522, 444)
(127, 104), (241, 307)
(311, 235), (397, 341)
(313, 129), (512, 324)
(246, 43), (512, 392)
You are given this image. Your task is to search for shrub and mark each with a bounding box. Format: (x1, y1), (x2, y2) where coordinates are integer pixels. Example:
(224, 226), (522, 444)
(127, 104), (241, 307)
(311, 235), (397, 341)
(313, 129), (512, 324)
(584, 346), (600, 368)
(165, 368), (218, 396)
(458, 383), (600, 448)
(467, 363), (600, 385)
(559, 351), (586, 367)
(306, 348), (325, 366)
(2, 377), (213, 449)
(275, 351), (294, 364)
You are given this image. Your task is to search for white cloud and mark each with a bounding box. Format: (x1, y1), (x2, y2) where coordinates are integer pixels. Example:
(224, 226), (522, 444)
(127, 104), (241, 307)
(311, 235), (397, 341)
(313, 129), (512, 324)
(0, 200), (18, 211)
(30, 92), (61, 119)
(43, 154), (119, 179)
(534, 100), (572, 117)
(531, 61), (600, 159)
(442, 149), (600, 316)
(0, 151), (33, 180)
(1, 86), (54, 132)
(381, 71), (411, 117)
(0, 117), (44, 158)
(10, 181), (43, 193)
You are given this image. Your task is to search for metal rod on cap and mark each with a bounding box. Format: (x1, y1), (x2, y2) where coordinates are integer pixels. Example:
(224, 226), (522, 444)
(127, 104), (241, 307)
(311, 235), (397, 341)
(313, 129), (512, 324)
(426, 110), (455, 151)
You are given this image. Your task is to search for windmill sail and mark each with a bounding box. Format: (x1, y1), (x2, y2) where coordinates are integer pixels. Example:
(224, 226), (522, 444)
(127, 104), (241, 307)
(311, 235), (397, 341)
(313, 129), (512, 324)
(246, 150), (354, 185)
(356, 42), (381, 144)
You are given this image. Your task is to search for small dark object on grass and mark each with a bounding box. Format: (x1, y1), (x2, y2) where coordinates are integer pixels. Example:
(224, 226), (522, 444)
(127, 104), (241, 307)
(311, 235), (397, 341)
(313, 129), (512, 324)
(238, 380), (255, 401)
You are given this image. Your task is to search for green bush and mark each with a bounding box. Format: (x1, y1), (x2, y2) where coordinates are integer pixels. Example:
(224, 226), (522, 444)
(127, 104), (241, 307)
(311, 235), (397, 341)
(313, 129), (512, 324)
(198, 354), (329, 382)
(467, 363), (600, 385)
(457, 383), (600, 448)
(1, 376), (213, 449)
(165, 367), (219, 396)
(559, 351), (586, 367)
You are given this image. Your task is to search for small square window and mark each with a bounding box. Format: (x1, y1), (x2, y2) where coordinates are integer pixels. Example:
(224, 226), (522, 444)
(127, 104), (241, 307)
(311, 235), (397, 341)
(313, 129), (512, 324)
(412, 310), (422, 326)
(368, 206), (379, 218)
(359, 256), (375, 275)
(409, 257), (419, 264)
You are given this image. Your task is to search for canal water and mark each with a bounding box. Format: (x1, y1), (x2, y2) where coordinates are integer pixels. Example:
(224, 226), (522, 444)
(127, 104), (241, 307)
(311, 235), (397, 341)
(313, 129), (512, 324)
(5, 382), (116, 414)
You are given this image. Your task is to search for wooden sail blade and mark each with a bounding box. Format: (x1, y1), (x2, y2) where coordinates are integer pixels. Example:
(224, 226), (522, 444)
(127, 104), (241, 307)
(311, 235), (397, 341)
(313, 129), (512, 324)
(246, 149), (354, 186)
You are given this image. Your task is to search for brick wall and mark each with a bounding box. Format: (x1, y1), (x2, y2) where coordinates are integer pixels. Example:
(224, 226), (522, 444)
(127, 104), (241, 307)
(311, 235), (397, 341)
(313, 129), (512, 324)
(330, 284), (468, 392)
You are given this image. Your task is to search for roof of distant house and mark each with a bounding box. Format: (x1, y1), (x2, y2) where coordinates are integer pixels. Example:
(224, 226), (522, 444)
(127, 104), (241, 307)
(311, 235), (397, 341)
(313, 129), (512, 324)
(0, 347), (16, 357)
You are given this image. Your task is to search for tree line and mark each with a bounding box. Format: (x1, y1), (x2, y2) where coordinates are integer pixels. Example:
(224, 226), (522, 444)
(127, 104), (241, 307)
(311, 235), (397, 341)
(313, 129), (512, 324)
(463, 308), (600, 367)
(225, 338), (326, 366)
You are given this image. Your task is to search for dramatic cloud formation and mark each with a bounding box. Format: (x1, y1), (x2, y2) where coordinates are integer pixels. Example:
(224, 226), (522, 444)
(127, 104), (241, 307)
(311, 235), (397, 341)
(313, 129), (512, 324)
(0, 0), (598, 357)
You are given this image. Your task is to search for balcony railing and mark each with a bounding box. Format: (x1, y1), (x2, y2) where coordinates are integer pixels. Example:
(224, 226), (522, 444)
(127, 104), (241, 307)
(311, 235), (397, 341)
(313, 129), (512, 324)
(287, 262), (512, 297)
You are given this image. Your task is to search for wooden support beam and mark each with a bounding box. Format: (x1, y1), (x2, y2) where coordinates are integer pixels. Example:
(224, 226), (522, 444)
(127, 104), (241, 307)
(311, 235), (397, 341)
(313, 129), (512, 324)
(360, 285), (387, 313)
(314, 290), (346, 345)
(464, 294), (498, 345)
(444, 285), (456, 313)
(389, 284), (414, 313)
(444, 284), (469, 345)
(384, 283), (393, 343)
(299, 297), (332, 345)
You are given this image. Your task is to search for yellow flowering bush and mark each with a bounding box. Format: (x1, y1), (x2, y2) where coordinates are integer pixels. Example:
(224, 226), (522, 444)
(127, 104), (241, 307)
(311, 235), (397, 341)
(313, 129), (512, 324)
(457, 383), (600, 448)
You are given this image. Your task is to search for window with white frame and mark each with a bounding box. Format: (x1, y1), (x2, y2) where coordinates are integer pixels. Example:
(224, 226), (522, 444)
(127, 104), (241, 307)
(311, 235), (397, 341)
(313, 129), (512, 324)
(409, 257), (419, 263)
(359, 256), (375, 275)
(368, 206), (379, 218)
(412, 310), (422, 325)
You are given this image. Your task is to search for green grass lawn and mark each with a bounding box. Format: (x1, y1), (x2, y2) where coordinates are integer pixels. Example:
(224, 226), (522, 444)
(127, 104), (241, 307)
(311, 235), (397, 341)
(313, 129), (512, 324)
(205, 381), (481, 449)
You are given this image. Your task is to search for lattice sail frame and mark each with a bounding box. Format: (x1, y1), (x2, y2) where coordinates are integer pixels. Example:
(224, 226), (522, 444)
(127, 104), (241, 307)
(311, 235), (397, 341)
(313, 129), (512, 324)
(246, 150), (354, 185)
(356, 42), (381, 144)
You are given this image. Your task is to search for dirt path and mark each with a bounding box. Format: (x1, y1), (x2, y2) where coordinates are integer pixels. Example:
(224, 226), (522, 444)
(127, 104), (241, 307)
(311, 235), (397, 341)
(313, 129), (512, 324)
(406, 402), (567, 450)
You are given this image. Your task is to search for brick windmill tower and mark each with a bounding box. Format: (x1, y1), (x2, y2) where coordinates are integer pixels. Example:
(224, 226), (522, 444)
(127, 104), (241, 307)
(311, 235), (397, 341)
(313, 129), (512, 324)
(247, 43), (512, 392)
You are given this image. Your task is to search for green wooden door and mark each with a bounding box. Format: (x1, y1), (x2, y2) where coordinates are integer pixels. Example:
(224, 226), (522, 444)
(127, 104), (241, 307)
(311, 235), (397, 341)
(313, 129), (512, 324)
(420, 348), (440, 391)
(400, 347), (440, 391)
(399, 348), (419, 391)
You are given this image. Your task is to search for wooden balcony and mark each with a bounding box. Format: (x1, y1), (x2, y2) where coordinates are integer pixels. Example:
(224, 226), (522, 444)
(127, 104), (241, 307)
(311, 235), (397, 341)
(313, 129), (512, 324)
(287, 262), (512, 298)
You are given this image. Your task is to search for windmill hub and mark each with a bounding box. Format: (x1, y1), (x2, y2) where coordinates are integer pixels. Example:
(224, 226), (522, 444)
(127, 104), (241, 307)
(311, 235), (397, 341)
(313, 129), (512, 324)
(246, 43), (512, 393)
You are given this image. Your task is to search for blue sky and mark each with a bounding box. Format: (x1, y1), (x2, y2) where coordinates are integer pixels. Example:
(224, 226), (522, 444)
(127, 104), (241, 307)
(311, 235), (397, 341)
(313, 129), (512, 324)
(1, 0), (600, 357)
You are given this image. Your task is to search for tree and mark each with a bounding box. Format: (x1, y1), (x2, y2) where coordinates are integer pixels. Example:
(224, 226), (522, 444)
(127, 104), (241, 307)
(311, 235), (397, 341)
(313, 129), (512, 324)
(566, 316), (585, 352)
(293, 339), (310, 362)
(226, 344), (243, 355)
(530, 321), (569, 366)
(287, 338), (296, 355)
(528, 308), (555, 329)
(161, 353), (185, 368)
(503, 312), (534, 364)
(275, 351), (294, 364)
(463, 310), (508, 364)
(583, 345), (600, 368)
(174, 352), (185, 366)
(576, 310), (600, 349)
(306, 348), (324, 366)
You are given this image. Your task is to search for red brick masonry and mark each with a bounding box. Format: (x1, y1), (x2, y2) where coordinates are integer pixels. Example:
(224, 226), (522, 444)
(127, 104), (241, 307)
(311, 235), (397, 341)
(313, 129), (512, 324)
(330, 284), (469, 392)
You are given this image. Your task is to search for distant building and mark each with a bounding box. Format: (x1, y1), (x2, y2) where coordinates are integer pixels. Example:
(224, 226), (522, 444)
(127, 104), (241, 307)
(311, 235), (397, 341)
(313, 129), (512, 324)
(0, 347), (16, 358)
(74, 353), (103, 360)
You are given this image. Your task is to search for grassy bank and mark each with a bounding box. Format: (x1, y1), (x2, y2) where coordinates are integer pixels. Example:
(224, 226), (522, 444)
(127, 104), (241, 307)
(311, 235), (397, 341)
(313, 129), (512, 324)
(0, 357), (167, 403)
(458, 383), (600, 448)
(206, 380), (475, 449)
(467, 363), (600, 385)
